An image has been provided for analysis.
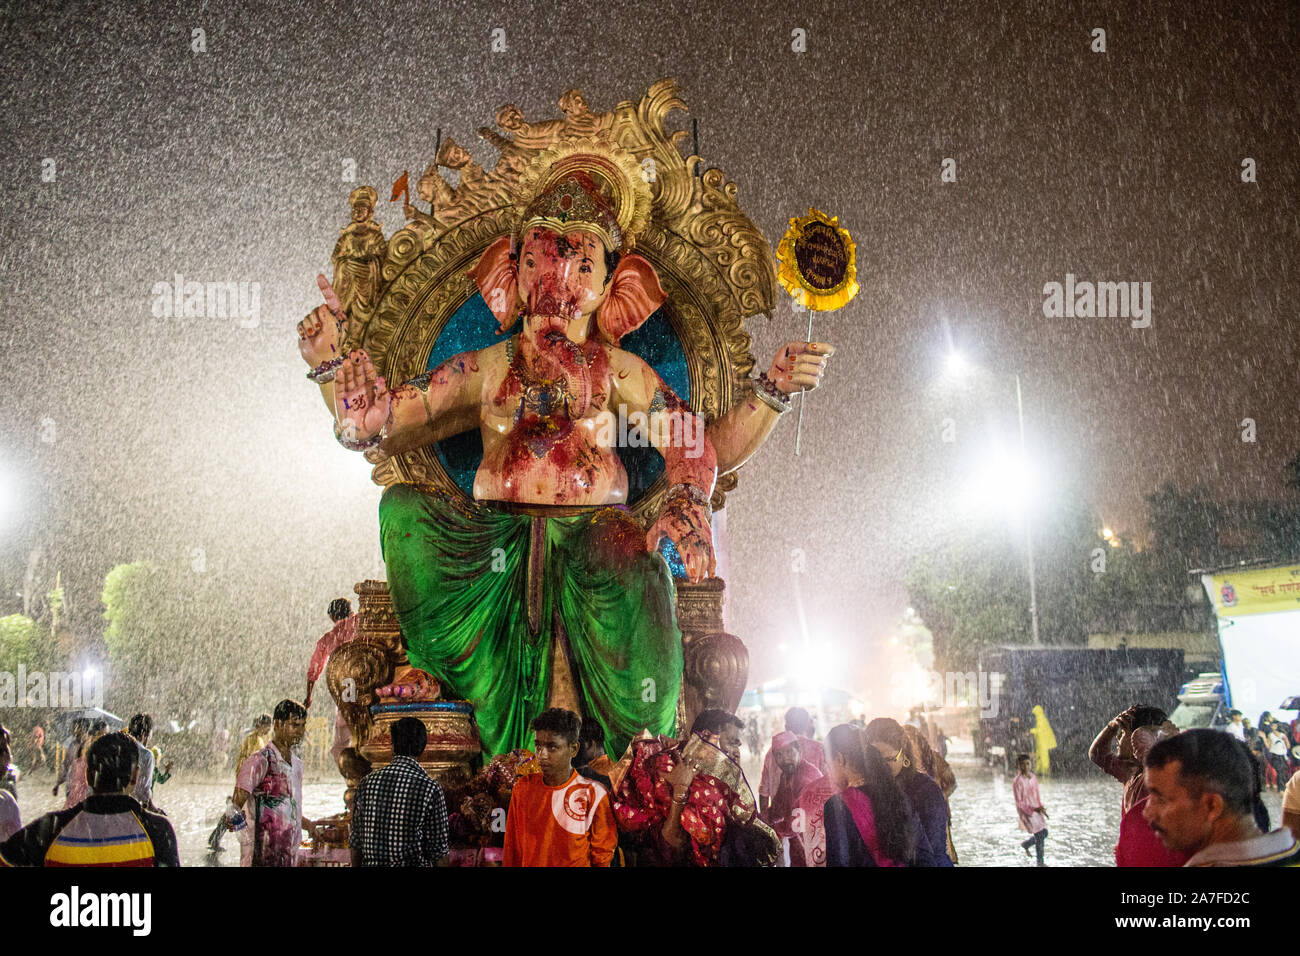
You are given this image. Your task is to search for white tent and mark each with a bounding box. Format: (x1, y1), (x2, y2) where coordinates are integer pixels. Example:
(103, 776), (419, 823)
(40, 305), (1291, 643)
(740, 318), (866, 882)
(1202, 566), (1300, 722)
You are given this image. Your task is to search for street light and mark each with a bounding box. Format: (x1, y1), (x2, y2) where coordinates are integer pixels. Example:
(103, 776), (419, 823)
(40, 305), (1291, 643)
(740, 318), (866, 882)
(945, 350), (1042, 646)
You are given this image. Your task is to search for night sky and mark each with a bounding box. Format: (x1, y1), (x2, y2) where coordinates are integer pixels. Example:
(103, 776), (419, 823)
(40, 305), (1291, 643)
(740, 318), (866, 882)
(1, 0), (1295, 695)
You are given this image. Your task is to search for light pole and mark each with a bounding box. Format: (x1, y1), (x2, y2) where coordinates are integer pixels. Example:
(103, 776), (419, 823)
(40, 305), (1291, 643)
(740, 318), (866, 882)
(1014, 374), (1042, 646)
(946, 353), (1041, 646)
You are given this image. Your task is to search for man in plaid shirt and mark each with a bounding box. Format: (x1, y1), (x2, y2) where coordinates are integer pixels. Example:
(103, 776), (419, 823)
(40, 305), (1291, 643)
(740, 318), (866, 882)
(349, 717), (449, 866)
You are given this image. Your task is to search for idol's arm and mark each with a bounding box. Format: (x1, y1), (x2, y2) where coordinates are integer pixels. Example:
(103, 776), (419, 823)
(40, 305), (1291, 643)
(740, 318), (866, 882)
(614, 354), (717, 583)
(296, 276), (349, 418)
(707, 341), (836, 473)
(376, 352), (483, 456)
(707, 390), (783, 475)
(333, 348), (481, 455)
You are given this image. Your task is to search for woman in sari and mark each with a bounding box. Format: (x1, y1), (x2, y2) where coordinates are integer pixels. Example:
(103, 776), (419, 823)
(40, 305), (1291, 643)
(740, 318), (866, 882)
(823, 724), (918, 867)
(864, 717), (953, 866)
(903, 723), (959, 864)
(613, 713), (779, 867)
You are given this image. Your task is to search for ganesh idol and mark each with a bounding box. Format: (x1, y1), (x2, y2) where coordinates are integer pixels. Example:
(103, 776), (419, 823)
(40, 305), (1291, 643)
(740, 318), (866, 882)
(296, 139), (834, 758)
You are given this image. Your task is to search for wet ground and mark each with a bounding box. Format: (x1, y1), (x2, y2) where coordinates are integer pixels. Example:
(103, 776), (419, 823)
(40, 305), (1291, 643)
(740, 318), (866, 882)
(10, 742), (1285, 867)
(941, 756), (1282, 867)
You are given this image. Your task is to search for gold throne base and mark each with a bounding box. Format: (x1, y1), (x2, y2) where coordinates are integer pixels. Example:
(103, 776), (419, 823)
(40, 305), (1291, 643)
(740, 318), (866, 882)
(327, 575), (748, 778)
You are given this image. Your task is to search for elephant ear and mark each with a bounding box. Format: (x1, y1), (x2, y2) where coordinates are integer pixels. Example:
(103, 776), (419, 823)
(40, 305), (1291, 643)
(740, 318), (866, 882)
(466, 235), (518, 333)
(597, 254), (666, 347)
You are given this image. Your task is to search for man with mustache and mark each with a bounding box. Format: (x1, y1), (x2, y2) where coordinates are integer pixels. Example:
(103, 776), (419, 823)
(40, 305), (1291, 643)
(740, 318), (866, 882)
(1143, 728), (1300, 866)
(299, 144), (834, 760)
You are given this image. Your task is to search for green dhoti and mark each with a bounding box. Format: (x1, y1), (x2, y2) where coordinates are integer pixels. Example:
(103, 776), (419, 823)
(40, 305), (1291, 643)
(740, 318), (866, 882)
(379, 483), (683, 758)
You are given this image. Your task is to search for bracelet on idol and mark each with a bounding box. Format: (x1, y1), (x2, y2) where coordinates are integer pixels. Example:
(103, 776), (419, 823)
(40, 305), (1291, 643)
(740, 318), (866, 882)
(333, 420), (382, 451)
(307, 356), (346, 384)
(665, 482), (712, 513)
(752, 373), (792, 414)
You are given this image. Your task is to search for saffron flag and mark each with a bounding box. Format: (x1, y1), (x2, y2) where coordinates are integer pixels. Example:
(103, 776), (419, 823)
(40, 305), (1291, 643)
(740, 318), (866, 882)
(390, 170), (409, 204)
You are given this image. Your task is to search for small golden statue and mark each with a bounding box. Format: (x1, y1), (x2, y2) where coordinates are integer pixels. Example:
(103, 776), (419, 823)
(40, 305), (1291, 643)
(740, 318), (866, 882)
(438, 136), (497, 208)
(403, 163), (455, 231)
(331, 186), (387, 344)
(477, 104), (538, 185)
(556, 88), (601, 139)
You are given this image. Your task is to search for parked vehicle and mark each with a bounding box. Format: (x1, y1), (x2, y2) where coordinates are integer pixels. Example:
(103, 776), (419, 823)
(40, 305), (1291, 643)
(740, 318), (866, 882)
(978, 646), (1185, 774)
(1168, 672), (1230, 730)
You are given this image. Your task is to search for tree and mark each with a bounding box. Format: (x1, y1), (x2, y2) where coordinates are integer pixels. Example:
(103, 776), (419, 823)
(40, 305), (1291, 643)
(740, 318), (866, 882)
(100, 560), (293, 730)
(905, 528), (1035, 673)
(1146, 482), (1221, 566)
(1255, 501), (1300, 561)
(905, 492), (1108, 672)
(0, 614), (36, 674)
(102, 561), (168, 710)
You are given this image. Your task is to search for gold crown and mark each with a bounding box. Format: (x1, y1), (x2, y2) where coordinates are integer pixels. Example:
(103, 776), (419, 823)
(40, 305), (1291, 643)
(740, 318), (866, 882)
(514, 138), (652, 252)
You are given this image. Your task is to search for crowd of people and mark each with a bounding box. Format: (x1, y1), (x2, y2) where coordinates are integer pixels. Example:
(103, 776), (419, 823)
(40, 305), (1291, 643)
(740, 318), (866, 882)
(1224, 709), (1297, 791)
(359, 705), (967, 868)
(0, 715), (179, 865)
(4, 691), (1300, 868)
(1088, 704), (1300, 867)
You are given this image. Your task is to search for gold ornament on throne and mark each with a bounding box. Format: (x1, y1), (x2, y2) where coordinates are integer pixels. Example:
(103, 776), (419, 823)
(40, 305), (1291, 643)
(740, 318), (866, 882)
(356, 78), (773, 521)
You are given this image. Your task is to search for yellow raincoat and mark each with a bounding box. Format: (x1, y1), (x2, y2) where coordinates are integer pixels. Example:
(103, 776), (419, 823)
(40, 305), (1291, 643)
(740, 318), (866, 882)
(1029, 705), (1057, 776)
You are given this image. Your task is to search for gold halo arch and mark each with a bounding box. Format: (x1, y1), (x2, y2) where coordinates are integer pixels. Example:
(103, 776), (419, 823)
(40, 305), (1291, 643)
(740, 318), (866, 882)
(355, 80), (775, 521)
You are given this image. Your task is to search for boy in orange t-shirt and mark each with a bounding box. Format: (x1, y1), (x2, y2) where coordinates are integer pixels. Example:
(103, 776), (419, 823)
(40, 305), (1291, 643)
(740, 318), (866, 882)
(503, 709), (618, 867)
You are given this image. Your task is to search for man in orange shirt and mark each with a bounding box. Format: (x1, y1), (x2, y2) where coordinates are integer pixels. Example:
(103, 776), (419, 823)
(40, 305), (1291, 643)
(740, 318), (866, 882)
(503, 709), (617, 867)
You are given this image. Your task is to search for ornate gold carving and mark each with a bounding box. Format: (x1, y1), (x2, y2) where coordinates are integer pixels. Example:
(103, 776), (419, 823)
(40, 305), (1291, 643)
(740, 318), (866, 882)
(682, 631), (749, 712)
(336, 747), (372, 814)
(359, 708), (480, 788)
(711, 471), (739, 512)
(354, 578), (405, 659)
(676, 578), (749, 733)
(322, 579), (406, 752)
(340, 79), (772, 520)
(673, 575), (727, 631)
(326, 641), (392, 752)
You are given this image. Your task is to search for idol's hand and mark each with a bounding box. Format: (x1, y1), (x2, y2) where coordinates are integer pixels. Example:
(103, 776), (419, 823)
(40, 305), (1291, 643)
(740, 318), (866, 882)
(767, 341), (835, 395)
(297, 275), (345, 369)
(645, 495), (716, 584)
(334, 349), (391, 441)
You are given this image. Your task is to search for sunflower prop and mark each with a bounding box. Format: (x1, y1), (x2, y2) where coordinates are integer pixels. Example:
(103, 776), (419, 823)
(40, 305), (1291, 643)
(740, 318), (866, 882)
(776, 209), (859, 454)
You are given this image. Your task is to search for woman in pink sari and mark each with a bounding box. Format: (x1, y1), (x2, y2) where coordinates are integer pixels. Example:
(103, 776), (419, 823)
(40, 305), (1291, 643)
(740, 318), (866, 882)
(796, 773), (840, 867)
(822, 724), (922, 867)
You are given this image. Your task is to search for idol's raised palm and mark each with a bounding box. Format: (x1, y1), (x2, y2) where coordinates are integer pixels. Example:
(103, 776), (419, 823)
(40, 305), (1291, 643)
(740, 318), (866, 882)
(334, 350), (391, 441)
